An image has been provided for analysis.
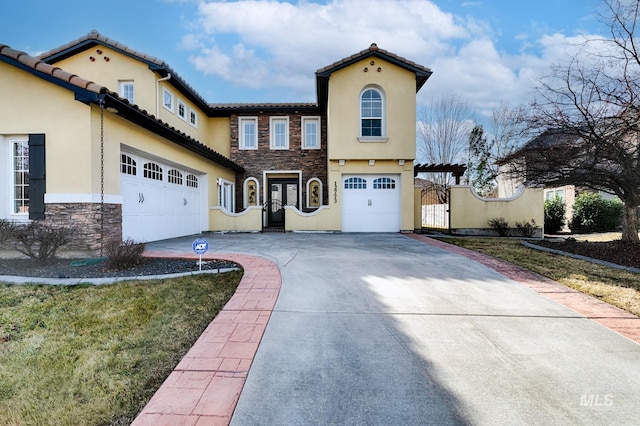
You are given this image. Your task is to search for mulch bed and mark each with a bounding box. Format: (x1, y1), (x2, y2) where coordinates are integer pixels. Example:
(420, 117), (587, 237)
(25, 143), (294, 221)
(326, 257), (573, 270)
(534, 239), (640, 269)
(0, 257), (239, 279)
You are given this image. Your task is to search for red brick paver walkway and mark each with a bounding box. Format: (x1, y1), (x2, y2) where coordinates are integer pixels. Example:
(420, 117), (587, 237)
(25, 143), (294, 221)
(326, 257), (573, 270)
(407, 234), (640, 344)
(131, 252), (281, 426)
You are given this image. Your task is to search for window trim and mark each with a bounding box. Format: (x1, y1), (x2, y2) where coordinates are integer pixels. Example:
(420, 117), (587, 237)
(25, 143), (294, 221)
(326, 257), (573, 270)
(239, 117), (258, 150)
(162, 87), (174, 112)
(270, 116), (290, 150)
(177, 99), (187, 121)
(118, 80), (134, 104)
(10, 138), (29, 215)
(359, 87), (387, 142)
(218, 178), (235, 212)
(189, 108), (198, 128)
(302, 116), (321, 150)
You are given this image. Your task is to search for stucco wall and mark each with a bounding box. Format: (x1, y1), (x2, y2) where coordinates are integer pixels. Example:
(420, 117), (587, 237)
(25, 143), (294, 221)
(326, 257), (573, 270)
(449, 185), (544, 235)
(326, 57), (417, 161)
(209, 206), (262, 232)
(0, 62), (93, 199)
(54, 46), (212, 146)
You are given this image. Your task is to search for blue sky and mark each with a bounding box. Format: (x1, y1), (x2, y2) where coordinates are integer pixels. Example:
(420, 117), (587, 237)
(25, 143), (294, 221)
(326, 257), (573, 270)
(1, 0), (605, 120)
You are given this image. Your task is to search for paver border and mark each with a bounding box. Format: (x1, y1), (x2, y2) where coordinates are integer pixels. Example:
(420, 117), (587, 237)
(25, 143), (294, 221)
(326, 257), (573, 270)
(131, 251), (281, 426)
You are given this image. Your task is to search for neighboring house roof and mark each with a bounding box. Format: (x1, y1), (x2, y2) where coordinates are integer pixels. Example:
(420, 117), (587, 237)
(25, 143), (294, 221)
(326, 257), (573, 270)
(38, 30), (212, 114)
(497, 128), (583, 165)
(0, 43), (244, 173)
(316, 43), (433, 110)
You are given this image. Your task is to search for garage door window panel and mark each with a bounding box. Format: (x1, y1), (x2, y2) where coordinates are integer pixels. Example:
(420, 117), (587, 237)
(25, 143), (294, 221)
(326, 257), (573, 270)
(344, 177), (367, 189)
(121, 154), (136, 175)
(144, 162), (163, 181)
(168, 169), (183, 185)
(186, 174), (198, 188)
(373, 177), (396, 189)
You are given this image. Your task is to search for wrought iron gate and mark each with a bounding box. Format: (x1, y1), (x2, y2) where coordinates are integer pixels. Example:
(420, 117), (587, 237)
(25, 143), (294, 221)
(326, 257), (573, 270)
(420, 183), (450, 233)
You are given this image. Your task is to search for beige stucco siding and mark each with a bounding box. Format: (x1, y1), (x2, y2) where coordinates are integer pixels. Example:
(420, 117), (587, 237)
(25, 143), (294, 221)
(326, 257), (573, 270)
(327, 57), (417, 161)
(101, 111), (235, 209)
(55, 47), (213, 146)
(0, 62), (93, 194)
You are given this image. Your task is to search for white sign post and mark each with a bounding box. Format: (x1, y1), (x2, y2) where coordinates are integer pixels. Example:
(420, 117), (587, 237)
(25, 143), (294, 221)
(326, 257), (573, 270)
(192, 238), (209, 271)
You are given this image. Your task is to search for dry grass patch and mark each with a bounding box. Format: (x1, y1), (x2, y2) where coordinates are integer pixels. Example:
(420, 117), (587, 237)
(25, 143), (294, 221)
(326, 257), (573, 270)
(0, 271), (242, 425)
(439, 238), (640, 317)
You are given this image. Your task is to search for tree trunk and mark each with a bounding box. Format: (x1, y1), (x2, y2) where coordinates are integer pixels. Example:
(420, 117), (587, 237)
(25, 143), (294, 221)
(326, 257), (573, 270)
(621, 201), (640, 244)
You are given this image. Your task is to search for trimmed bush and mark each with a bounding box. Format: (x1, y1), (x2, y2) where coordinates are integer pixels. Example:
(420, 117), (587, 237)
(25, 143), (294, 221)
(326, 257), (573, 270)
(544, 196), (566, 234)
(13, 221), (74, 264)
(570, 192), (623, 232)
(515, 219), (538, 238)
(488, 217), (509, 237)
(104, 239), (146, 270)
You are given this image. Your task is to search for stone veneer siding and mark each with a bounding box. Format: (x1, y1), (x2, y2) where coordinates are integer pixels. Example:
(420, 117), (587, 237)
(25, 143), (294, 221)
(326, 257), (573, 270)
(45, 203), (122, 251)
(230, 113), (328, 212)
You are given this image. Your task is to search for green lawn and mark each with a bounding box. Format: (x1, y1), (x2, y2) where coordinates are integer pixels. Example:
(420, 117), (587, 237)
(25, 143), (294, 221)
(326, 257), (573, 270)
(439, 238), (640, 317)
(0, 271), (242, 425)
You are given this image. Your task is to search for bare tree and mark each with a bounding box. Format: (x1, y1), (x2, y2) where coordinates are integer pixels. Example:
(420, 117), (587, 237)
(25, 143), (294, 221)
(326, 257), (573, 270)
(506, 0), (640, 243)
(468, 104), (527, 196)
(417, 94), (474, 188)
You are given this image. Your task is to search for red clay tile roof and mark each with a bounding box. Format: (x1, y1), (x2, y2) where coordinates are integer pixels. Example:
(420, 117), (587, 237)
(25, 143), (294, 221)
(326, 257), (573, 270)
(38, 30), (210, 111)
(0, 43), (244, 173)
(0, 43), (105, 94)
(316, 43), (432, 77)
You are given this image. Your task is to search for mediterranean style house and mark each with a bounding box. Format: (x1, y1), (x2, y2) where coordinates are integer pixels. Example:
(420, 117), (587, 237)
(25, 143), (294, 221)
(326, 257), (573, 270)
(0, 31), (432, 250)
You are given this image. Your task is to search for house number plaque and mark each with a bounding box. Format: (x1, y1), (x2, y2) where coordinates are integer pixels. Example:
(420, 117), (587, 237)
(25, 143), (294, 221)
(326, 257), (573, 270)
(333, 181), (338, 203)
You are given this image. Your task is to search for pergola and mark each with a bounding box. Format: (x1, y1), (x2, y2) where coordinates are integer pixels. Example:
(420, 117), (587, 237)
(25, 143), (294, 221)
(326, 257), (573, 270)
(414, 163), (467, 184)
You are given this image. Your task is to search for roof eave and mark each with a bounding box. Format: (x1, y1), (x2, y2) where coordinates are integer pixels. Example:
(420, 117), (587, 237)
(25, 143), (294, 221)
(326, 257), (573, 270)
(101, 94), (244, 173)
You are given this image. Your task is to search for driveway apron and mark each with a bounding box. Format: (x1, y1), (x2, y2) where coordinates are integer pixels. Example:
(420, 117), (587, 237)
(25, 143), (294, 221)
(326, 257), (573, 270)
(150, 233), (640, 425)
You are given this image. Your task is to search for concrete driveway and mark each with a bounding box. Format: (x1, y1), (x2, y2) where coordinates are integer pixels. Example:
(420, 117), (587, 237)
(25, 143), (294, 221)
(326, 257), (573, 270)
(148, 232), (640, 425)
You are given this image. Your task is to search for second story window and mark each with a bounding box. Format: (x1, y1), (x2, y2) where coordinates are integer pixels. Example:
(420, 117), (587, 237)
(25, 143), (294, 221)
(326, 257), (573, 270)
(190, 109), (198, 128)
(162, 87), (174, 112)
(360, 88), (383, 137)
(302, 117), (320, 149)
(177, 99), (187, 120)
(270, 117), (289, 149)
(239, 117), (258, 150)
(118, 80), (134, 103)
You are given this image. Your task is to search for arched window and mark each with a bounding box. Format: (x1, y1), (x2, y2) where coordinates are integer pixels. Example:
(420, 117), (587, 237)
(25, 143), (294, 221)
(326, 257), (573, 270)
(360, 88), (383, 137)
(373, 177), (396, 189)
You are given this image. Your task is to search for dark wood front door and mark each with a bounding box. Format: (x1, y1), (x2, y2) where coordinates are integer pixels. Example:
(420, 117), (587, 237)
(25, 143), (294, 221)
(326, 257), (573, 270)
(267, 179), (298, 227)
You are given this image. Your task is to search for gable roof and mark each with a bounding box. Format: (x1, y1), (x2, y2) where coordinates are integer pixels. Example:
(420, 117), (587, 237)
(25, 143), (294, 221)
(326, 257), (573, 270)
(38, 30), (211, 113)
(498, 128), (583, 165)
(315, 43), (433, 110)
(0, 43), (244, 173)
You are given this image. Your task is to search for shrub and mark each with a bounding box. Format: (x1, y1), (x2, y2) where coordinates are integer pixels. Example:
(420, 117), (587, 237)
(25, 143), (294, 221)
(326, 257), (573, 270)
(544, 196), (566, 234)
(13, 221), (74, 264)
(570, 192), (623, 232)
(104, 238), (146, 270)
(515, 218), (538, 238)
(0, 219), (17, 248)
(488, 217), (509, 237)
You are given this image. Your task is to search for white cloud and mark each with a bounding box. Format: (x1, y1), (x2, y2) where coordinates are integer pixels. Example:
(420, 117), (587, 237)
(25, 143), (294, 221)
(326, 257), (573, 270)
(183, 0), (606, 117)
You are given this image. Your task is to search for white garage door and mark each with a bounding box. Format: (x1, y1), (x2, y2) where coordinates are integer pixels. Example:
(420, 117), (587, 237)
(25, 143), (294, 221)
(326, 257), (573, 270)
(342, 174), (401, 232)
(120, 152), (201, 242)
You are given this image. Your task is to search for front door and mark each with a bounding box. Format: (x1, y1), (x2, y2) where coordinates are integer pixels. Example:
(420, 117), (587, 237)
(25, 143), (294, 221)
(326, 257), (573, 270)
(267, 179), (298, 227)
